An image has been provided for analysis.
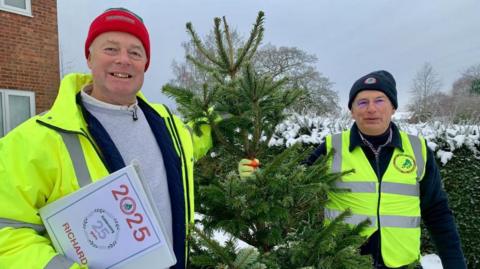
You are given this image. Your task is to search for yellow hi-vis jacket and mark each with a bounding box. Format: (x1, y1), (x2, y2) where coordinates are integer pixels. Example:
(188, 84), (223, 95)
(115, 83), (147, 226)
(325, 130), (427, 268)
(0, 73), (212, 269)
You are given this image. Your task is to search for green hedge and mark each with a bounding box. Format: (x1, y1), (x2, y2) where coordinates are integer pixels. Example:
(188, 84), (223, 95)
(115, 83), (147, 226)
(421, 146), (480, 268)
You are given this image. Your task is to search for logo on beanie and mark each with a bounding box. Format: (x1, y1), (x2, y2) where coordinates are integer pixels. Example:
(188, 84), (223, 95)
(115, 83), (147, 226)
(106, 15), (135, 24)
(393, 154), (416, 173)
(364, 77), (376, 84)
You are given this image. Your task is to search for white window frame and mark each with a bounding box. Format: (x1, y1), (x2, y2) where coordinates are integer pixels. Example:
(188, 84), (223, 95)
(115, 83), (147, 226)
(0, 0), (32, 17)
(0, 89), (35, 136)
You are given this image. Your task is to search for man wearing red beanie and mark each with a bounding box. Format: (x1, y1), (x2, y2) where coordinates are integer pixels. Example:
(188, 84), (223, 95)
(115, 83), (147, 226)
(0, 8), (211, 269)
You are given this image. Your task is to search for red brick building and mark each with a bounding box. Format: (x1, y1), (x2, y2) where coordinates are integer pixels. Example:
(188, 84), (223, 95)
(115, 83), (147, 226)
(0, 0), (59, 137)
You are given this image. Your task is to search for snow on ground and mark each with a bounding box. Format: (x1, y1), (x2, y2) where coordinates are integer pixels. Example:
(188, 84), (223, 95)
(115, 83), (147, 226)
(421, 254), (443, 269)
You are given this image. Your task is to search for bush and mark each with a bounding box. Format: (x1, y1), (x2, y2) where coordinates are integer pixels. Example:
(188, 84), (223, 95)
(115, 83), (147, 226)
(439, 147), (479, 268)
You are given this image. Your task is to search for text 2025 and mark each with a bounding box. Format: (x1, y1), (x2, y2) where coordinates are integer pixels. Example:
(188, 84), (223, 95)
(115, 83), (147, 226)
(112, 184), (151, 241)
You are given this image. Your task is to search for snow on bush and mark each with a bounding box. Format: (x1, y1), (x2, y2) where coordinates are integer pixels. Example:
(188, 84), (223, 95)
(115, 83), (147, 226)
(269, 113), (480, 165)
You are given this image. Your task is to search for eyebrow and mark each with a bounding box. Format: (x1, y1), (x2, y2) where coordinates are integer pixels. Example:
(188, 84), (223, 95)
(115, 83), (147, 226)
(358, 95), (387, 100)
(102, 40), (144, 51)
(105, 39), (120, 45)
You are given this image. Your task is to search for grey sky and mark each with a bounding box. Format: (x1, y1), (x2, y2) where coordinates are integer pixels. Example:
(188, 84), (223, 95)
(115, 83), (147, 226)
(57, 0), (480, 111)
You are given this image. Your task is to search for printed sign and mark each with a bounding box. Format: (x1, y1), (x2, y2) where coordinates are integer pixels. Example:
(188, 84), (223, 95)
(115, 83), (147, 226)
(40, 165), (176, 269)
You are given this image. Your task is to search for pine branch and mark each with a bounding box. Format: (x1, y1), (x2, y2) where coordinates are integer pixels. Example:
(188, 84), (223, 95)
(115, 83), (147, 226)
(223, 16), (235, 70)
(191, 225), (236, 268)
(233, 248), (259, 269)
(233, 11), (265, 71)
(161, 84), (195, 107)
(186, 54), (219, 74)
(213, 17), (232, 73)
(306, 209), (351, 265)
(210, 122), (245, 157)
(186, 22), (224, 67)
(244, 26), (264, 64)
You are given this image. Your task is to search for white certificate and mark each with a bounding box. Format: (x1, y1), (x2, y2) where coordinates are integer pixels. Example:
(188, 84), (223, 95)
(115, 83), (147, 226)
(40, 164), (176, 269)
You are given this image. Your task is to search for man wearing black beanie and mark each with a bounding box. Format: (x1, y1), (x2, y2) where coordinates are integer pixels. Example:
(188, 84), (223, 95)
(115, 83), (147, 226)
(305, 70), (466, 268)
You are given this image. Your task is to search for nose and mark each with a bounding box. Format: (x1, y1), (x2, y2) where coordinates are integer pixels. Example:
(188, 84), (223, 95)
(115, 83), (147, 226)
(114, 49), (131, 65)
(366, 101), (377, 112)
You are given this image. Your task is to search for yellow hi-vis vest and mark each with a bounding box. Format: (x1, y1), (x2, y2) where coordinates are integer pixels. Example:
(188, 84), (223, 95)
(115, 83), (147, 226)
(325, 130), (427, 268)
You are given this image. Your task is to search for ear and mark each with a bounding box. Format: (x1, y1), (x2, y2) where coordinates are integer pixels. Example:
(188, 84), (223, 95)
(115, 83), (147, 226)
(87, 53), (93, 70)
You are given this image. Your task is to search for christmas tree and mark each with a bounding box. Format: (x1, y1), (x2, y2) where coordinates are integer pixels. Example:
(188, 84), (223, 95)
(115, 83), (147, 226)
(163, 11), (371, 269)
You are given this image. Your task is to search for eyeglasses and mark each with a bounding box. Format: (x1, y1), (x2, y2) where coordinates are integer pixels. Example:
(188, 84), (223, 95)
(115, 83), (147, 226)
(354, 98), (387, 109)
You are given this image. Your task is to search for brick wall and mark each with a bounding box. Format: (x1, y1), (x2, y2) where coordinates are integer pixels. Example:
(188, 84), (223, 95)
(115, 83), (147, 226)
(0, 0), (59, 113)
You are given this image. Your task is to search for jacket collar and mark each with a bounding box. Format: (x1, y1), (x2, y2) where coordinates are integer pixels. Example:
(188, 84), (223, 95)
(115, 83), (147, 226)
(37, 73), (149, 133)
(349, 122), (403, 152)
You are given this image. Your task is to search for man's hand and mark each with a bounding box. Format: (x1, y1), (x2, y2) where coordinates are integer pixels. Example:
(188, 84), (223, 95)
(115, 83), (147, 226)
(238, 158), (260, 179)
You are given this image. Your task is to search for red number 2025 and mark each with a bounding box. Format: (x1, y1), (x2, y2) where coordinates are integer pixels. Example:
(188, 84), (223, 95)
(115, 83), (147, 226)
(112, 184), (151, 241)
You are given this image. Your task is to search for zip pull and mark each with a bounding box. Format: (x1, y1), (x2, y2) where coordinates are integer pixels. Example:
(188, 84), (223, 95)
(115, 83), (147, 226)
(132, 105), (138, 121)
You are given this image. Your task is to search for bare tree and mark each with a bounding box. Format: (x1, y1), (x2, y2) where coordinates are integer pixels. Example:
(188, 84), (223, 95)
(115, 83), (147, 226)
(408, 62), (443, 122)
(449, 64), (480, 122)
(254, 44), (339, 115)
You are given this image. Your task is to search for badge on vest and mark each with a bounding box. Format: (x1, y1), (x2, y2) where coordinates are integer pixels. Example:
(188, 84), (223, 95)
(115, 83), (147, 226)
(393, 154), (416, 173)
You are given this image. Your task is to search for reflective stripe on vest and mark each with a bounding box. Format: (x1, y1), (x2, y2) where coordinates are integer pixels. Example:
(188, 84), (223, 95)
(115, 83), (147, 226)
(325, 208), (421, 228)
(335, 181), (419, 196)
(408, 134), (425, 181)
(44, 254), (75, 269)
(58, 132), (92, 187)
(0, 218), (46, 233)
(331, 133), (342, 173)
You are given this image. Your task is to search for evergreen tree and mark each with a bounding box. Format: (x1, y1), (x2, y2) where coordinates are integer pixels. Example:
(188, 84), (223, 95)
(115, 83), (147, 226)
(163, 11), (371, 269)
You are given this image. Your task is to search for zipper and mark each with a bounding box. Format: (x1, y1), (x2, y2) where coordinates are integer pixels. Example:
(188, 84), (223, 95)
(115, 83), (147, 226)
(358, 129), (392, 268)
(374, 151), (382, 268)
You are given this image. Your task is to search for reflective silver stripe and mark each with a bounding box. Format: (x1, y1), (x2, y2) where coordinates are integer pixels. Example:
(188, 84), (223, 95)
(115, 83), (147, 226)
(0, 218), (46, 233)
(331, 133), (342, 173)
(325, 209), (420, 228)
(59, 132), (92, 187)
(335, 181), (376, 193)
(333, 181), (419, 196)
(45, 254), (75, 269)
(408, 134), (425, 181)
(324, 208), (376, 227)
(381, 182), (419, 196)
(380, 215), (421, 228)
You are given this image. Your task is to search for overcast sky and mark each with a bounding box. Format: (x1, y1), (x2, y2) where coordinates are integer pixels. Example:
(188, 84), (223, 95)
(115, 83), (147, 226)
(57, 0), (480, 111)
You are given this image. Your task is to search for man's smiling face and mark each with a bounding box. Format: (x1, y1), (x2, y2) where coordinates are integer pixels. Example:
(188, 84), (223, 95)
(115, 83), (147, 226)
(87, 31), (147, 105)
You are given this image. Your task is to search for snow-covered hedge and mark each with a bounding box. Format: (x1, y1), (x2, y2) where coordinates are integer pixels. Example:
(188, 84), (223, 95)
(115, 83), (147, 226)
(269, 113), (480, 164)
(269, 113), (480, 267)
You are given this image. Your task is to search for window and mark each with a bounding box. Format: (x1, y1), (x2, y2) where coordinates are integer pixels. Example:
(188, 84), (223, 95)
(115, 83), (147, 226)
(0, 89), (35, 137)
(0, 0), (31, 17)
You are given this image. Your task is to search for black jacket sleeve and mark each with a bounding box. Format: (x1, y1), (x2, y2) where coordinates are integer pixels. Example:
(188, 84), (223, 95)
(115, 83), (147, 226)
(304, 142), (327, 166)
(420, 147), (466, 269)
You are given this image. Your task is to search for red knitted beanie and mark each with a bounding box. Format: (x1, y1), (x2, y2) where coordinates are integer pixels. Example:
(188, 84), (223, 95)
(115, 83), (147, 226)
(85, 8), (150, 71)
